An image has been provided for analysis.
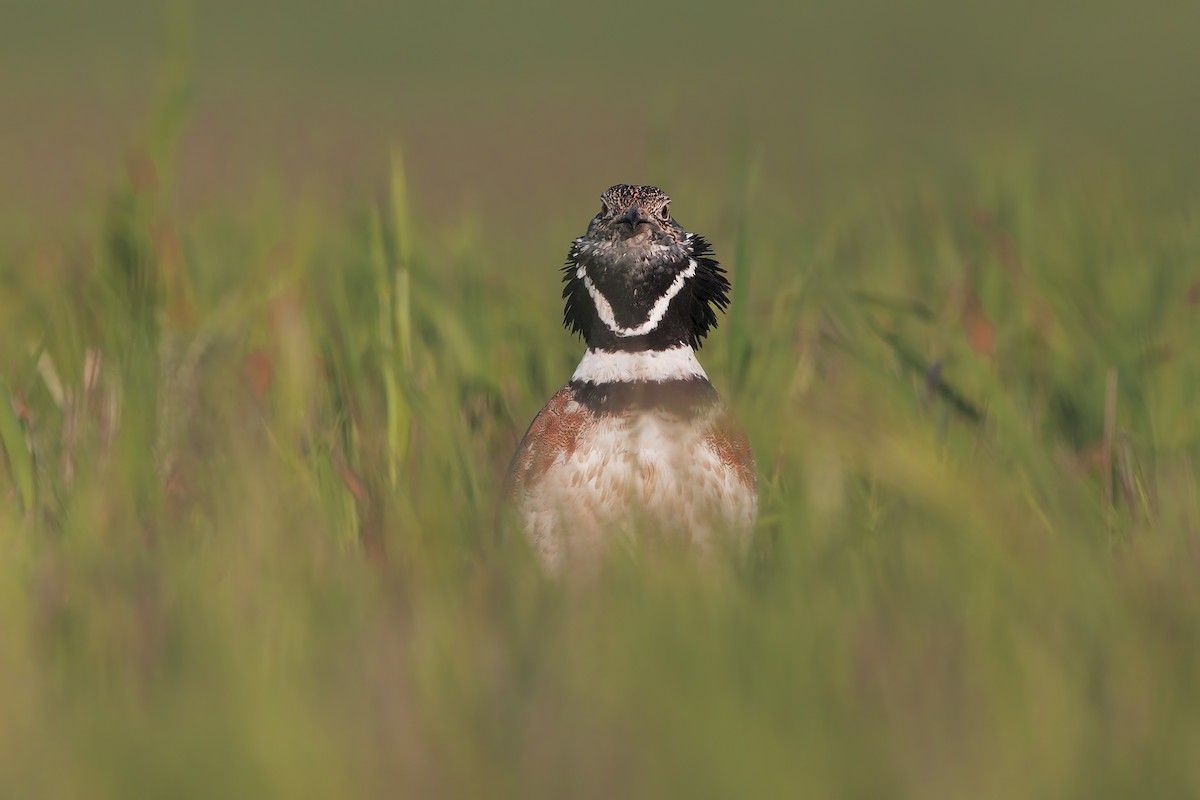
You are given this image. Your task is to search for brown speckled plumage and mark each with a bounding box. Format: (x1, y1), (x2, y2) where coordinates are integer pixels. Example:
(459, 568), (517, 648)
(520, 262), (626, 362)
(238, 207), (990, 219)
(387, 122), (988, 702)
(506, 386), (584, 497)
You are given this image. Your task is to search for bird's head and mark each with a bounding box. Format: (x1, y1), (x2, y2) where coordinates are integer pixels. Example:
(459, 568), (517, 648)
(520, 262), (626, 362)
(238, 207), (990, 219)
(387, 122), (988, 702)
(586, 184), (682, 249)
(563, 184), (731, 351)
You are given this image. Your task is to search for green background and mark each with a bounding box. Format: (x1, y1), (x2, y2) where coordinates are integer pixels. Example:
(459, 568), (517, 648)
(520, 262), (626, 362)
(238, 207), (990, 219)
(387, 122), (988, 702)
(1, 1), (1199, 797)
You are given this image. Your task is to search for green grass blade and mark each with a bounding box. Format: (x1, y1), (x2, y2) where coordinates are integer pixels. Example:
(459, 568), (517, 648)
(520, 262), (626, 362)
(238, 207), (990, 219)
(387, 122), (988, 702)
(0, 382), (34, 515)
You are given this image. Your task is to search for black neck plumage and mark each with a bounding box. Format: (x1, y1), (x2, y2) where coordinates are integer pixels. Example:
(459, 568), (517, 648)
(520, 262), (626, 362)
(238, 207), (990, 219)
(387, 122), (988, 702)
(567, 376), (719, 415)
(561, 235), (731, 353)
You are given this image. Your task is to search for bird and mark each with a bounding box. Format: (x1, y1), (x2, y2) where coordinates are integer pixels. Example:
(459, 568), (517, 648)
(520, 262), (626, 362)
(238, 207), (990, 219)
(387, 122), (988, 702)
(505, 184), (757, 570)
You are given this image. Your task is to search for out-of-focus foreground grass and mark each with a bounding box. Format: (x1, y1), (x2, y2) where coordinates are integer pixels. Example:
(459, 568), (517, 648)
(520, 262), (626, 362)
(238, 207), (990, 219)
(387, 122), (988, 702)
(2, 151), (1197, 799)
(3, 3), (1200, 798)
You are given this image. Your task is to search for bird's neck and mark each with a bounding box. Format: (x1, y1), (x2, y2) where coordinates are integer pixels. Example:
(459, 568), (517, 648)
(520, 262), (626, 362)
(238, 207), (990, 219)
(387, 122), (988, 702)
(568, 346), (718, 415)
(563, 234), (729, 353)
(571, 346), (707, 384)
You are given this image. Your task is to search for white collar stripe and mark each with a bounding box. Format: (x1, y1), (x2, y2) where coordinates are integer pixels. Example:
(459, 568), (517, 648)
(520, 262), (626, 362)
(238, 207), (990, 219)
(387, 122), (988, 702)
(579, 258), (697, 338)
(570, 346), (709, 384)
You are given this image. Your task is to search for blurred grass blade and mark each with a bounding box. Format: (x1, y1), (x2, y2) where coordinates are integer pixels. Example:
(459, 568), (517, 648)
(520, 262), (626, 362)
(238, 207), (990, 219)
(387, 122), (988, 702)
(394, 267), (412, 370)
(390, 146), (413, 269)
(371, 151), (417, 488)
(147, 1), (194, 171)
(0, 381), (34, 515)
(386, 269), (413, 488)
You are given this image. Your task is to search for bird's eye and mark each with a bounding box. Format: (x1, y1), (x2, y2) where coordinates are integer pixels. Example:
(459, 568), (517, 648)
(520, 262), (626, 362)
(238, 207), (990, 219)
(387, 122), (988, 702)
(659, 204), (671, 221)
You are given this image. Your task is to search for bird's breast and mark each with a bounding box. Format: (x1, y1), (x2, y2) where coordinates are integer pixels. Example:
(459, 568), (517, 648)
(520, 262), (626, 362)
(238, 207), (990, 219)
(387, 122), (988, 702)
(512, 399), (757, 568)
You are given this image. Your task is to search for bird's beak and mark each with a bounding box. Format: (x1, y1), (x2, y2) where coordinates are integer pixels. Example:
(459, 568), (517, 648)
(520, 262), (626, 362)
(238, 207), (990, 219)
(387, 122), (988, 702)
(613, 206), (652, 235)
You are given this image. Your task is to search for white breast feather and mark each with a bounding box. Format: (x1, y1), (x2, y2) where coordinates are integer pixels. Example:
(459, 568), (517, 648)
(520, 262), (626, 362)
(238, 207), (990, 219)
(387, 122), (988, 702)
(515, 409), (757, 570)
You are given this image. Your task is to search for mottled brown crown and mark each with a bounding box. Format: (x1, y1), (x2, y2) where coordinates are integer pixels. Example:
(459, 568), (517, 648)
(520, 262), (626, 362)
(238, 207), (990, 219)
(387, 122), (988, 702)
(599, 184), (671, 219)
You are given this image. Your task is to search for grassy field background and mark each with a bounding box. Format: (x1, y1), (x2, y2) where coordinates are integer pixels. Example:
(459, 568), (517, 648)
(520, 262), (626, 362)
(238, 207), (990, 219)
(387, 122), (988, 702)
(2, 1), (1200, 797)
